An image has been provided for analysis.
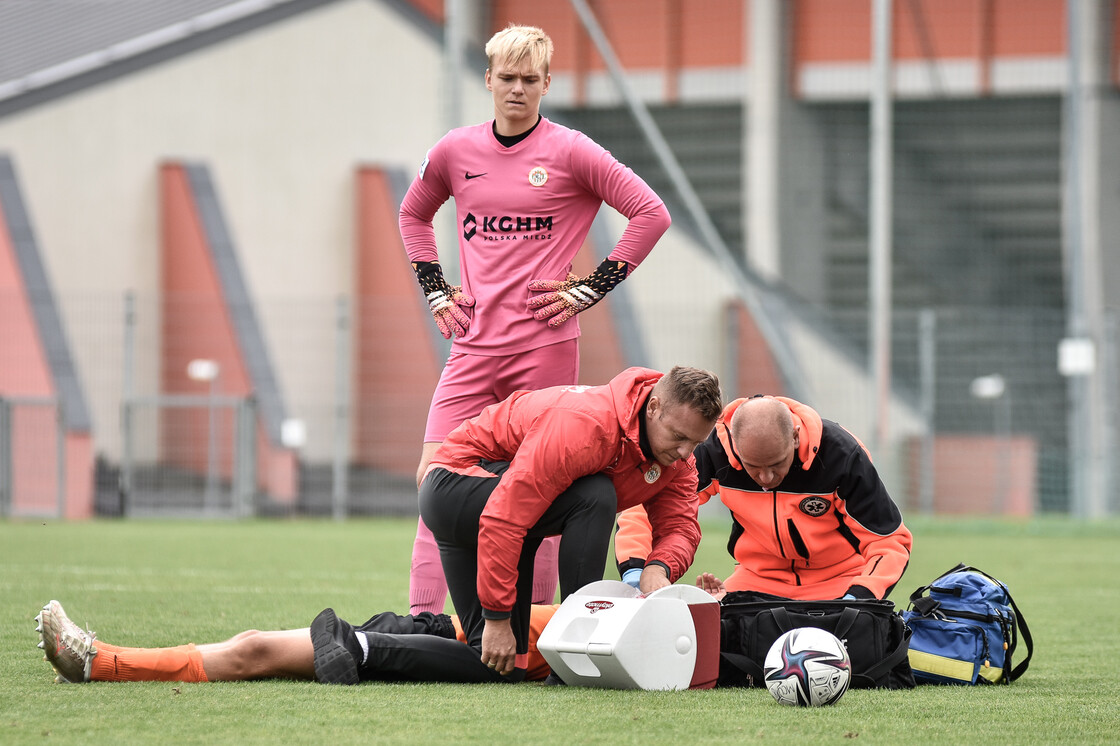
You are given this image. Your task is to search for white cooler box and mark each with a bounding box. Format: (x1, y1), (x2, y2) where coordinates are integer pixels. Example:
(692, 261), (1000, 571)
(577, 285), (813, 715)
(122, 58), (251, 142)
(537, 580), (720, 690)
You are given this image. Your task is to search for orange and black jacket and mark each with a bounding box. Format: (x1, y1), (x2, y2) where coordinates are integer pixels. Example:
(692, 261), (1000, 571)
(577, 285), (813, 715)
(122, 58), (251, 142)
(616, 397), (912, 600)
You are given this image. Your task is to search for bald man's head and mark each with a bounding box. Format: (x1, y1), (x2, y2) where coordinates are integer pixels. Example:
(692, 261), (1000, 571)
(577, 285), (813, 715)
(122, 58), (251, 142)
(730, 397), (799, 490)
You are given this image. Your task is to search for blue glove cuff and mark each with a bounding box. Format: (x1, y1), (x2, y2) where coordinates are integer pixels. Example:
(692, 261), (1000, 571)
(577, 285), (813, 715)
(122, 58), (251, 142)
(622, 568), (643, 589)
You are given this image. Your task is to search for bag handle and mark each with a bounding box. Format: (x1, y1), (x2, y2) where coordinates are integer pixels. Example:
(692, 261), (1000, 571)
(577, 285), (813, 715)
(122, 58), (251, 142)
(770, 606), (860, 637)
(908, 561), (968, 605)
(853, 622), (912, 688)
(1003, 588), (1033, 681)
(719, 650), (764, 687)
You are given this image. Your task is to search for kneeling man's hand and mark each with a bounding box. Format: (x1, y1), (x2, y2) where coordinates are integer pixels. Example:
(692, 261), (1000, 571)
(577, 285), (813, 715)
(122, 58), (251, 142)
(639, 564), (671, 595)
(481, 618), (516, 676)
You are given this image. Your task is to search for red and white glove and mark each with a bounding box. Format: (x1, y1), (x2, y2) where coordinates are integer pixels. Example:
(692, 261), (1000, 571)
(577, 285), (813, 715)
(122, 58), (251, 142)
(527, 259), (629, 329)
(413, 261), (475, 339)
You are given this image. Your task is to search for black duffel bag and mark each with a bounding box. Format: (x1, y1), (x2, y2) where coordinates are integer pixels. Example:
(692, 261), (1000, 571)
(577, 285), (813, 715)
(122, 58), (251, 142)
(718, 591), (915, 689)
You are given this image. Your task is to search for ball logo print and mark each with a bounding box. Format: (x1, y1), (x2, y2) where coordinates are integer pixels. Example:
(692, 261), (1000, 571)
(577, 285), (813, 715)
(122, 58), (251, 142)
(763, 627), (851, 706)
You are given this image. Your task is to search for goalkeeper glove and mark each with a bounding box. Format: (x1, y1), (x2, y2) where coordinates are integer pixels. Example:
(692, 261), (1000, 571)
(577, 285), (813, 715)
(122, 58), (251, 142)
(412, 261), (475, 339)
(526, 258), (629, 328)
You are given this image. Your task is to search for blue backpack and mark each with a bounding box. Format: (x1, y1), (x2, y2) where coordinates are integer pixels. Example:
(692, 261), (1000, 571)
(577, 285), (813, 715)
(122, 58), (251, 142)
(901, 564), (1033, 685)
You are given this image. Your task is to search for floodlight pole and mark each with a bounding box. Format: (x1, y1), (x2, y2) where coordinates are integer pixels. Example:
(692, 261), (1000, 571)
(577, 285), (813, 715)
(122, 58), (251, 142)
(441, 0), (467, 278)
(1062, 0), (1111, 518)
(869, 0), (894, 454)
(443, 0), (466, 133)
(332, 296), (351, 521)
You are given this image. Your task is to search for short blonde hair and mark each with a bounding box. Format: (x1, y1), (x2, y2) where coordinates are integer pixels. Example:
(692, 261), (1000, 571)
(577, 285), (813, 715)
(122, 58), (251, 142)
(485, 24), (554, 75)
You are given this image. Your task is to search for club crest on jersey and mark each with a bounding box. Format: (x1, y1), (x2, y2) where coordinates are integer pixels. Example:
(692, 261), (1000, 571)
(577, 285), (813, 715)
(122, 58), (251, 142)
(644, 463), (661, 484)
(799, 496), (830, 516)
(528, 166), (549, 187)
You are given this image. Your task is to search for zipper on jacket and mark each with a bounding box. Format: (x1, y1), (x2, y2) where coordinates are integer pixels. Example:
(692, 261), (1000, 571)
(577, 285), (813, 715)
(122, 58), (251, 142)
(771, 490), (802, 586)
(770, 491), (787, 559)
(786, 519), (810, 559)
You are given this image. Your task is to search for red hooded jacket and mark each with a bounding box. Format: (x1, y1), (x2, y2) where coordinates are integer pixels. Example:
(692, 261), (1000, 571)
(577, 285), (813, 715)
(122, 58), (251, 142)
(432, 367), (703, 614)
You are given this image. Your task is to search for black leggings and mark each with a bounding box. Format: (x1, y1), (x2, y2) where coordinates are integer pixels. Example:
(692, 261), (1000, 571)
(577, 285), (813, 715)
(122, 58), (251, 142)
(354, 610), (513, 683)
(418, 462), (617, 669)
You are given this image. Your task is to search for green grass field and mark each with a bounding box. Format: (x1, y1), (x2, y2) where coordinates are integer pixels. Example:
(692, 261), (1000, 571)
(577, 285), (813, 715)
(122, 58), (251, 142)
(2, 516), (1119, 744)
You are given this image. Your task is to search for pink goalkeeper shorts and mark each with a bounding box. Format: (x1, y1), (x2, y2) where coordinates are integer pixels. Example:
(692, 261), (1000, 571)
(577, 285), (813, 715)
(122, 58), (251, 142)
(423, 339), (580, 442)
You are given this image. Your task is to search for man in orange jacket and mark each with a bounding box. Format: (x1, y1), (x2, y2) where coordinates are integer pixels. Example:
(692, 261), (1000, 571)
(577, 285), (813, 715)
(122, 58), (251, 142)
(418, 365), (723, 681)
(616, 395), (913, 601)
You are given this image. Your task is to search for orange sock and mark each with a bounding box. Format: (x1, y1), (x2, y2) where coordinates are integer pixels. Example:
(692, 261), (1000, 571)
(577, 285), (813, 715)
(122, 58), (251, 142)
(91, 643), (209, 682)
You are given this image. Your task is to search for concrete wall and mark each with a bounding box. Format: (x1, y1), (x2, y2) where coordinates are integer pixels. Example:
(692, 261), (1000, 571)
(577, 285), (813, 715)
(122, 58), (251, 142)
(0, 0), (491, 461)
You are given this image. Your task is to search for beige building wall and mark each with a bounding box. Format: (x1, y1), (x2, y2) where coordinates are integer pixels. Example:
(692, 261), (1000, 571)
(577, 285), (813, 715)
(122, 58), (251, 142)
(0, 0), (492, 461)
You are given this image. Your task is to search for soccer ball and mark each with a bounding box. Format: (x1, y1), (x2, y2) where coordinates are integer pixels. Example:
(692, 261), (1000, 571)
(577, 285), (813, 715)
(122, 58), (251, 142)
(763, 627), (851, 707)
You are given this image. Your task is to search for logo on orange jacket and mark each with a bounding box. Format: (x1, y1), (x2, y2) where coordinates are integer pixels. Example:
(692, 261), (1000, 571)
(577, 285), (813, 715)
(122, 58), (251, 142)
(799, 496), (830, 516)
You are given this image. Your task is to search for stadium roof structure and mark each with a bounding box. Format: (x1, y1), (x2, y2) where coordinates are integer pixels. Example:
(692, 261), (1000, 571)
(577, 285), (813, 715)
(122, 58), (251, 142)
(0, 0), (436, 118)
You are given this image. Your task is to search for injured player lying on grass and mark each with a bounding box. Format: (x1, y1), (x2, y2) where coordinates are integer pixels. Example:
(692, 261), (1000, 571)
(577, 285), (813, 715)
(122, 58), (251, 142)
(34, 575), (731, 686)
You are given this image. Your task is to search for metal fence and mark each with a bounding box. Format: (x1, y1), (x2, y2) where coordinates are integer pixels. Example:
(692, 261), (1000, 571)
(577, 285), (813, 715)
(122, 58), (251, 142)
(0, 396), (65, 518)
(106, 292), (420, 519)
(3, 290), (1116, 519)
(119, 394), (258, 518)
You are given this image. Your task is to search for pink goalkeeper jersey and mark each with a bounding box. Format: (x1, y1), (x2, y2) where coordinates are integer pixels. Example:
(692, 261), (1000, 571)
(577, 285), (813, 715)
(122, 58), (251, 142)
(398, 117), (671, 356)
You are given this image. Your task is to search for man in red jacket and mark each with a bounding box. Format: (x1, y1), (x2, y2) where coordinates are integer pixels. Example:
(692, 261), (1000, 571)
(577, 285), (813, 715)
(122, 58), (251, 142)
(407, 365), (722, 681)
(616, 394), (913, 602)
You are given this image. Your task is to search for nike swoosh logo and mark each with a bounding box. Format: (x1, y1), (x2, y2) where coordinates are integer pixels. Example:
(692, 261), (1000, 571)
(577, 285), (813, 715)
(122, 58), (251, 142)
(465, 172), (487, 180)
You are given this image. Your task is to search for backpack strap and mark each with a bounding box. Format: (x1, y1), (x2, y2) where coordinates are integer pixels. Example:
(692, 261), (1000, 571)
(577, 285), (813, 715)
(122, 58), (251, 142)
(910, 596), (941, 616)
(770, 606), (792, 632)
(908, 583), (932, 605)
(853, 622), (912, 688)
(909, 562), (967, 605)
(719, 650), (765, 687)
(833, 606), (861, 639)
(1004, 590), (1034, 681)
(768, 605), (862, 636)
